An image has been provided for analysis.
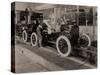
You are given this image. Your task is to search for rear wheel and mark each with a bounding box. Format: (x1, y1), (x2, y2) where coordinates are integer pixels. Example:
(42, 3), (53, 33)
(56, 35), (71, 57)
(31, 32), (38, 46)
(22, 30), (27, 42)
(79, 33), (91, 47)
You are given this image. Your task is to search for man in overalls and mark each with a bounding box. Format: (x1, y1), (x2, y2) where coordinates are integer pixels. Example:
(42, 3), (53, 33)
(70, 20), (79, 47)
(36, 22), (43, 47)
(36, 20), (48, 47)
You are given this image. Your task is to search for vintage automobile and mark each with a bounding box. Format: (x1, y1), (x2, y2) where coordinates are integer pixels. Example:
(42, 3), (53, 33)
(29, 20), (96, 65)
(30, 20), (91, 57)
(16, 8), (92, 57)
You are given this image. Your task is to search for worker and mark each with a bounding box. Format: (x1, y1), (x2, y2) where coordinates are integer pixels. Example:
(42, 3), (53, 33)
(36, 21), (48, 47)
(24, 8), (29, 24)
(36, 22), (43, 47)
(70, 20), (79, 47)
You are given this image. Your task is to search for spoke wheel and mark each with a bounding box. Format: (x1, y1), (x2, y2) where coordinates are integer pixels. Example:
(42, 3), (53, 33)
(31, 32), (37, 46)
(79, 33), (91, 47)
(22, 30), (27, 42)
(56, 35), (71, 57)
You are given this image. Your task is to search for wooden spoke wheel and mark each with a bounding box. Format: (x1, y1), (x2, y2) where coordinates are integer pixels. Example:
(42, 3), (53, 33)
(22, 30), (28, 42)
(56, 35), (71, 57)
(79, 33), (91, 47)
(31, 32), (38, 46)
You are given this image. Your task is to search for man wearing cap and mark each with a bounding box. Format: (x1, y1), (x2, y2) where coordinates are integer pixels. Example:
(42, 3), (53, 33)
(70, 20), (79, 47)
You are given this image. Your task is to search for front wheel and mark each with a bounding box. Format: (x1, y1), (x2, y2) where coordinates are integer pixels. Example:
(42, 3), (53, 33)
(31, 32), (38, 47)
(22, 30), (28, 42)
(56, 35), (71, 57)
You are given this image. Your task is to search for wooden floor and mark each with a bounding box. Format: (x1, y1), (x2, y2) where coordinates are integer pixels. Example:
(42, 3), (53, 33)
(14, 39), (96, 73)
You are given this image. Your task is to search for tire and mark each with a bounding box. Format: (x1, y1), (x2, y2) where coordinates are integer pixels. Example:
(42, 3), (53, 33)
(79, 33), (91, 47)
(56, 35), (71, 57)
(31, 32), (38, 46)
(22, 30), (28, 42)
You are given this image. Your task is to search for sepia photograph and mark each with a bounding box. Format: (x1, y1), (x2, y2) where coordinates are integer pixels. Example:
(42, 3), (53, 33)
(11, 2), (97, 73)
